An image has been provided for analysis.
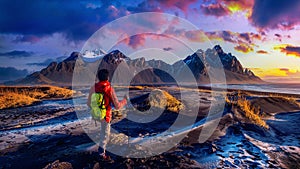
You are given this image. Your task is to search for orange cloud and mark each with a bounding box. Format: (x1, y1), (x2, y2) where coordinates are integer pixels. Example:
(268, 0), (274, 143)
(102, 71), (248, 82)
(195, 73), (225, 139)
(251, 68), (300, 83)
(250, 68), (300, 78)
(274, 44), (300, 58)
(225, 0), (254, 15)
(234, 44), (254, 53)
(256, 50), (268, 54)
(201, 0), (254, 17)
(201, 3), (231, 17)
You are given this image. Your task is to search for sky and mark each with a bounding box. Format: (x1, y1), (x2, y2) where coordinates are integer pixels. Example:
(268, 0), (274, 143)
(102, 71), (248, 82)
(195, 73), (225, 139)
(0, 0), (300, 83)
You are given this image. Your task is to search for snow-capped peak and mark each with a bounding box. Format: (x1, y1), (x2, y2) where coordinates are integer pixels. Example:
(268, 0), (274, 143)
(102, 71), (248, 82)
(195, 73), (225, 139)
(82, 49), (107, 58)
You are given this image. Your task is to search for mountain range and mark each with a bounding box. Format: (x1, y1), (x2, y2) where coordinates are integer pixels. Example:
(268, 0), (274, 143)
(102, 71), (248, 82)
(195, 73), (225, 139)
(9, 45), (262, 86)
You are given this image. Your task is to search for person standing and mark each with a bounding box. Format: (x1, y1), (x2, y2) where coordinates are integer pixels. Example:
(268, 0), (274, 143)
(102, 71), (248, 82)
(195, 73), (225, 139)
(87, 69), (128, 159)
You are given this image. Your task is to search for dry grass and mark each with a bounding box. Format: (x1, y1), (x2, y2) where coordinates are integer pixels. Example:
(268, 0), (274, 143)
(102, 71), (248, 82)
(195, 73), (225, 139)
(114, 85), (148, 90)
(225, 90), (269, 129)
(0, 86), (74, 109)
(269, 95), (300, 107)
(149, 89), (184, 112)
(236, 99), (269, 129)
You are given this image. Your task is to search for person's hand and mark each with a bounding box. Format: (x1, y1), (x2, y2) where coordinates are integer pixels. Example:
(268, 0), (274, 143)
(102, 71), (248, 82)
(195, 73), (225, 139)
(124, 95), (129, 101)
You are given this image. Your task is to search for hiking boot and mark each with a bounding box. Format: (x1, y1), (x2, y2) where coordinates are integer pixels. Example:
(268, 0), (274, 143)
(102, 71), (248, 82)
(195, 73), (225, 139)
(100, 153), (111, 161)
(103, 155), (111, 161)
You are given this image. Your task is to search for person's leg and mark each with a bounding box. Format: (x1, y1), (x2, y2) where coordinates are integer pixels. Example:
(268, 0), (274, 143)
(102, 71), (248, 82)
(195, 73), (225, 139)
(98, 120), (106, 154)
(99, 120), (111, 156)
(103, 122), (111, 154)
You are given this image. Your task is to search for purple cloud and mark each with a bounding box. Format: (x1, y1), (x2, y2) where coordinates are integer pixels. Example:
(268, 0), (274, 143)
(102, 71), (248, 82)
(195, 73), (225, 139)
(0, 0), (130, 41)
(250, 0), (300, 30)
(201, 3), (230, 17)
(0, 50), (34, 58)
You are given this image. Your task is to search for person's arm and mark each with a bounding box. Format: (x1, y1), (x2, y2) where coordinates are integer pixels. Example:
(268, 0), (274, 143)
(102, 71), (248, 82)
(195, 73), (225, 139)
(86, 85), (95, 108)
(109, 87), (127, 110)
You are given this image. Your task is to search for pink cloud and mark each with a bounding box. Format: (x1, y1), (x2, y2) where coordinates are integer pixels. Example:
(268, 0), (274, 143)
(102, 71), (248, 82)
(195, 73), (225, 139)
(13, 35), (41, 43)
(122, 34), (146, 49)
(201, 3), (231, 17)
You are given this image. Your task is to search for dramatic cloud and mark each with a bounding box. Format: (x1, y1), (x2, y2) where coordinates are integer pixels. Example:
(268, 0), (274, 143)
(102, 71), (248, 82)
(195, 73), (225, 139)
(120, 33), (166, 49)
(223, 0), (254, 12)
(0, 67), (28, 82)
(200, 0), (254, 17)
(205, 31), (260, 53)
(201, 4), (230, 17)
(163, 47), (173, 51)
(234, 44), (254, 53)
(0, 0), (130, 41)
(128, 0), (197, 14)
(206, 31), (234, 43)
(274, 44), (300, 58)
(250, 0), (300, 30)
(256, 50), (268, 54)
(205, 31), (261, 44)
(0, 50), (34, 58)
(122, 34), (147, 49)
(163, 28), (262, 54)
(202, 0), (300, 31)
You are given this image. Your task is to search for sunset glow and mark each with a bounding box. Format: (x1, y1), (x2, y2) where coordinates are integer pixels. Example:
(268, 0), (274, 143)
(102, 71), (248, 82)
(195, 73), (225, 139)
(0, 0), (299, 83)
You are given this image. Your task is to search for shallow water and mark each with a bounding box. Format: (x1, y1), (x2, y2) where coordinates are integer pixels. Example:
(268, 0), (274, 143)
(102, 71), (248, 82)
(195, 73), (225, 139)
(204, 83), (300, 95)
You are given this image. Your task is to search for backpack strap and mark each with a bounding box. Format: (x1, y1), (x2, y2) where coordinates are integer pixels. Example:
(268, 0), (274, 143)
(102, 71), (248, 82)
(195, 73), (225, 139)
(100, 92), (105, 108)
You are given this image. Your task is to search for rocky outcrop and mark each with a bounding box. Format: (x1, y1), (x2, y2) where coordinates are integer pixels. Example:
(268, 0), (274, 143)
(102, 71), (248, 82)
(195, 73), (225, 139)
(43, 160), (73, 169)
(102, 50), (128, 64)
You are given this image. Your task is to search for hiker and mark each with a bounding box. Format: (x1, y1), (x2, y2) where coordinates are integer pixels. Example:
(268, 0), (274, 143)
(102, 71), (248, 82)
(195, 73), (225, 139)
(87, 69), (128, 160)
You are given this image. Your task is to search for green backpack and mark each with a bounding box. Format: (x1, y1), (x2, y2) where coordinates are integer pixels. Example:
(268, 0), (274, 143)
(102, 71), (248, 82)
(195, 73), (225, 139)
(90, 92), (106, 122)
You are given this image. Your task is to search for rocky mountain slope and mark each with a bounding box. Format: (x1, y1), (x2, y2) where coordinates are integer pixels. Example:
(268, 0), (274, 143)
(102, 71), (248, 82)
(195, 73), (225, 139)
(10, 45), (262, 85)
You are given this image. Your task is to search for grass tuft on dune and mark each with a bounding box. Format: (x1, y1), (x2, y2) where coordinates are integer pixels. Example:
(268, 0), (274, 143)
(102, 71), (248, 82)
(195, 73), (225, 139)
(227, 91), (269, 129)
(149, 89), (184, 112)
(237, 99), (269, 129)
(0, 86), (74, 109)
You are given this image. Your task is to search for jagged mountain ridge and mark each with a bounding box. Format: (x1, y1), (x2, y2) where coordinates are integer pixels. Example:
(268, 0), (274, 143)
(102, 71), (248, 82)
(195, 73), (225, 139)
(10, 45), (262, 85)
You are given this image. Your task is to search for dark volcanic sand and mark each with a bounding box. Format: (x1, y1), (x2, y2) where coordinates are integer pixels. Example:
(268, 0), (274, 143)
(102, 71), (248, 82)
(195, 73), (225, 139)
(0, 87), (300, 169)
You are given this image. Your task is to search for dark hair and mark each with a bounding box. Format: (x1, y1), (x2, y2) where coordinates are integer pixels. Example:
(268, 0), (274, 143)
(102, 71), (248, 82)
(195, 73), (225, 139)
(97, 69), (109, 81)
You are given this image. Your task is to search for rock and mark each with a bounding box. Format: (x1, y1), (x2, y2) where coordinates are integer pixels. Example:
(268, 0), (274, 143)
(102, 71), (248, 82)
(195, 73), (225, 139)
(43, 160), (73, 169)
(109, 133), (129, 145)
(93, 162), (100, 169)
